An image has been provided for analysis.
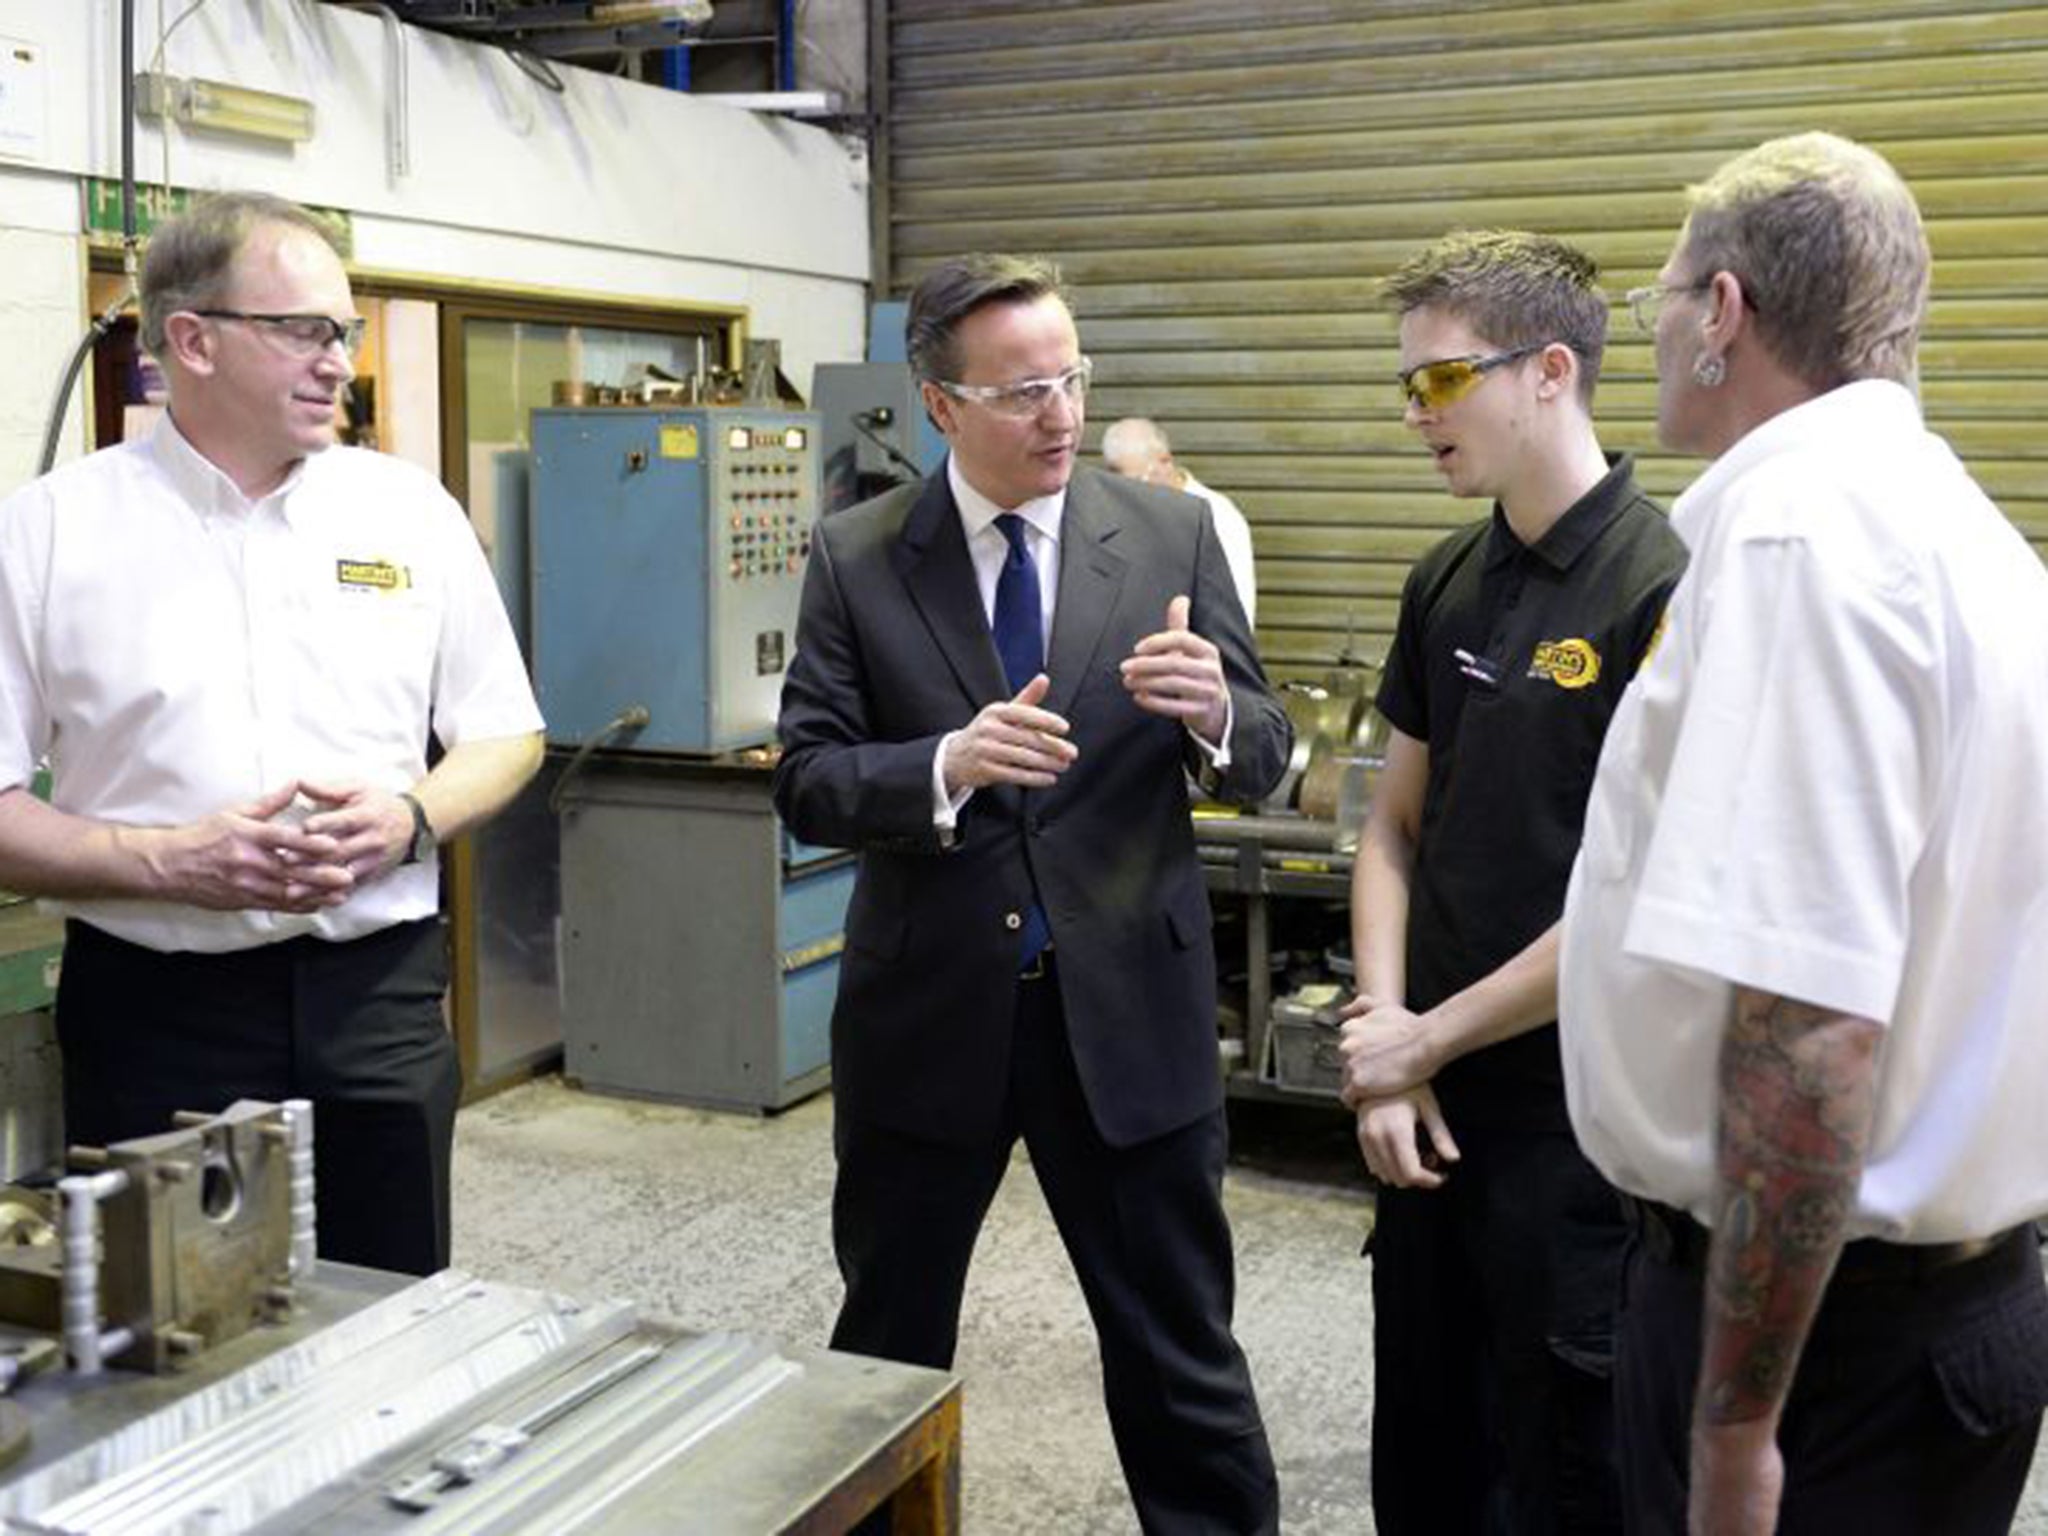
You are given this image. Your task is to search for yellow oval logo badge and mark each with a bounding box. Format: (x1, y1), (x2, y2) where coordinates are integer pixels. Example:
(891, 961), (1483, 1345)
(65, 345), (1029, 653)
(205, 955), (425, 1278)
(1529, 638), (1602, 689)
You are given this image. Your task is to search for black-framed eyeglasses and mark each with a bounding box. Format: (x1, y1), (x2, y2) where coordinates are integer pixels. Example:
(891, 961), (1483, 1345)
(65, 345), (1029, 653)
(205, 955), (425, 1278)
(1397, 343), (1549, 411)
(934, 356), (1092, 419)
(193, 309), (367, 359)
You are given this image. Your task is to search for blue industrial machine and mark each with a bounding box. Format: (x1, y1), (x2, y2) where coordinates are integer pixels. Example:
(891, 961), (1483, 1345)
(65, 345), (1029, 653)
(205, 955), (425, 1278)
(528, 406), (851, 1114)
(530, 407), (817, 752)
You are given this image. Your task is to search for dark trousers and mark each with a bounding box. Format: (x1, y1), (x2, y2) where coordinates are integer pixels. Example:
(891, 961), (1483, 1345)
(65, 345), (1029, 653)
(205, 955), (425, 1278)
(1616, 1218), (2048, 1535)
(55, 918), (461, 1277)
(1369, 1129), (1627, 1536)
(830, 966), (1279, 1535)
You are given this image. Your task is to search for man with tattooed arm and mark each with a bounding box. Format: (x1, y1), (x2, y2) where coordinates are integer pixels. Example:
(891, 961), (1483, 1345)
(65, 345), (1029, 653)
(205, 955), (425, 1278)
(1560, 132), (2048, 1535)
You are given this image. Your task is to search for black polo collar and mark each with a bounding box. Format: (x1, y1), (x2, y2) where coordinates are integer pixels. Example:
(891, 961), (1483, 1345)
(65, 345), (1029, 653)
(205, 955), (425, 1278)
(1483, 453), (1639, 574)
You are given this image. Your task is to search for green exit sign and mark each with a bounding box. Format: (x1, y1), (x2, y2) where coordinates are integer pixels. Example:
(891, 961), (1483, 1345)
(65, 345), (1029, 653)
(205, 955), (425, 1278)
(84, 179), (353, 257)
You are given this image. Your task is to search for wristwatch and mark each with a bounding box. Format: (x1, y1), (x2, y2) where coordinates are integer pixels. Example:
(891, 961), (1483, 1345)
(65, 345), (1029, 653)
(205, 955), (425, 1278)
(398, 792), (437, 866)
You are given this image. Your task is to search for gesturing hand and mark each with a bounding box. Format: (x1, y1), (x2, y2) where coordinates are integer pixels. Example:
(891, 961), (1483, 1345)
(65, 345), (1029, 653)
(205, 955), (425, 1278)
(943, 673), (1079, 793)
(1121, 595), (1227, 745)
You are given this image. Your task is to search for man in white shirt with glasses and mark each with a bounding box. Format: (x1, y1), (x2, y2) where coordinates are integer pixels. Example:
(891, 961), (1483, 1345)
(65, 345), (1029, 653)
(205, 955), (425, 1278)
(0, 191), (541, 1277)
(777, 253), (1290, 1533)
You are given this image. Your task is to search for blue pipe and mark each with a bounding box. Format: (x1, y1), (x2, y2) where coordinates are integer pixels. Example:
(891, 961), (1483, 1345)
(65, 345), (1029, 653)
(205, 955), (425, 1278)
(660, 41), (691, 91)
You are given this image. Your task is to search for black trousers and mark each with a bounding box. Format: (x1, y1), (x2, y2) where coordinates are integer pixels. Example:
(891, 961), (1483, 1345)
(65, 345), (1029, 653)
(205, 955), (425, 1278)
(1616, 1217), (2048, 1535)
(1369, 1128), (1628, 1536)
(55, 918), (461, 1277)
(830, 965), (1279, 1535)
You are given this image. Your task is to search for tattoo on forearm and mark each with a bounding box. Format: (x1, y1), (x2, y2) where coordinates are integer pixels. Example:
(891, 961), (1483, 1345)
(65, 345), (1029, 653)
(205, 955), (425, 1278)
(1700, 989), (1882, 1425)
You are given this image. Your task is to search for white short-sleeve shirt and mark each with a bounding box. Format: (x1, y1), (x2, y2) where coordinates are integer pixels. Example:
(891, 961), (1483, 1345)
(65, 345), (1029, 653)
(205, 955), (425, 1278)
(1560, 381), (2048, 1243)
(1181, 474), (1257, 627)
(0, 415), (543, 953)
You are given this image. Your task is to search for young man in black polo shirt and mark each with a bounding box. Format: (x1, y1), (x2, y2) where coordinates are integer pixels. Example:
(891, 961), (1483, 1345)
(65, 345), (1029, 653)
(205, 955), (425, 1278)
(1336, 230), (1689, 1534)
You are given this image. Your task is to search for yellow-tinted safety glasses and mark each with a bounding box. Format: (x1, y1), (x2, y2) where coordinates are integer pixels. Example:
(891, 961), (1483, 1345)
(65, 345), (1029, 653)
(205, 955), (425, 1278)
(1398, 342), (1547, 411)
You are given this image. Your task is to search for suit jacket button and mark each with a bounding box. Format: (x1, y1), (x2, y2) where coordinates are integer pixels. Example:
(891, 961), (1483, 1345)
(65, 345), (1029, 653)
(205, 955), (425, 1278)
(1004, 912), (1022, 931)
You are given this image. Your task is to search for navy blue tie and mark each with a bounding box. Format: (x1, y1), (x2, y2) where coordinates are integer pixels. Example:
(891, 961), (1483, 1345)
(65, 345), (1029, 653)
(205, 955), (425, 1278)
(992, 514), (1052, 971)
(992, 514), (1044, 692)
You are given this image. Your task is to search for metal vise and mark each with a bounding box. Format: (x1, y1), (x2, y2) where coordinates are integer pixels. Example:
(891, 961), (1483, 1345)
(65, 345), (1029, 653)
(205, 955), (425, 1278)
(0, 1099), (314, 1376)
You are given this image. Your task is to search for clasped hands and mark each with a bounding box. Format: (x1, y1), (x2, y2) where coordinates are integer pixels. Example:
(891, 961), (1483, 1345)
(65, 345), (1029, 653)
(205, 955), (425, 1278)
(166, 780), (421, 914)
(943, 596), (1228, 792)
(1338, 994), (1462, 1190)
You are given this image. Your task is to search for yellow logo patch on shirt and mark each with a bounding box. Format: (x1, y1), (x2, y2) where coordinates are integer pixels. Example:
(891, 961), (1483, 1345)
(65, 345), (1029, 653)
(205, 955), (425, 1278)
(336, 559), (411, 593)
(1528, 637), (1602, 689)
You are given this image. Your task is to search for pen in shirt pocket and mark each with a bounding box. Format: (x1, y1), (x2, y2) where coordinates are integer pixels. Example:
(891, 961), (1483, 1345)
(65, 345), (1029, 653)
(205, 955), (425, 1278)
(1453, 648), (1501, 688)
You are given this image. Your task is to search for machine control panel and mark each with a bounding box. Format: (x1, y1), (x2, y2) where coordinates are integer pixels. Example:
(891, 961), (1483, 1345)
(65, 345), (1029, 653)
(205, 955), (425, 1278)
(719, 424), (814, 582)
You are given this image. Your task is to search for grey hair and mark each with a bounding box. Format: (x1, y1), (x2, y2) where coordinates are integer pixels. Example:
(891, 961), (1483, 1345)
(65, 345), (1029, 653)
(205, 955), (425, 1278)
(1101, 416), (1172, 470)
(1381, 229), (1608, 403)
(1680, 132), (1929, 389)
(138, 191), (345, 357)
(904, 253), (1072, 384)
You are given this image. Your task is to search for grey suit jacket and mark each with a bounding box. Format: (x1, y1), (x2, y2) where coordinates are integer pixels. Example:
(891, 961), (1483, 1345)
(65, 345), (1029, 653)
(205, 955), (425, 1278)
(773, 463), (1290, 1148)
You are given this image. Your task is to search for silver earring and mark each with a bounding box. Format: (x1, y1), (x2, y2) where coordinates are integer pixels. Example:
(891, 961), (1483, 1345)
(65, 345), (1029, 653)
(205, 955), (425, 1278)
(1692, 353), (1726, 389)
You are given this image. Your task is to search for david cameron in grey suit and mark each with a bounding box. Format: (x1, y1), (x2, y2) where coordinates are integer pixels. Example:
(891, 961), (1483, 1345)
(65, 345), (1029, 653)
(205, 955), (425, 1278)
(774, 254), (1289, 1533)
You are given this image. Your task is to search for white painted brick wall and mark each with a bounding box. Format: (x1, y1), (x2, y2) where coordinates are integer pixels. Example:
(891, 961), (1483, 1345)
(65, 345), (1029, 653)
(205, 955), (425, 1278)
(0, 218), (86, 495)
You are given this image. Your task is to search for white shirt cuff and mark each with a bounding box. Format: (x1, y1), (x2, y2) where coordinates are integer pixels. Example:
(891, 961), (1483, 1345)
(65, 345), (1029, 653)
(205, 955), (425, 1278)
(1187, 693), (1234, 770)
(932, 731), (973, 838)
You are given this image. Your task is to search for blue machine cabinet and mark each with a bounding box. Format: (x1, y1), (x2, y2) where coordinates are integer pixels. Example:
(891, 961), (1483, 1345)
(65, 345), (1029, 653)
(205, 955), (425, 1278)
(556, 756), (848, 1113)
(529, 407), (819, 753)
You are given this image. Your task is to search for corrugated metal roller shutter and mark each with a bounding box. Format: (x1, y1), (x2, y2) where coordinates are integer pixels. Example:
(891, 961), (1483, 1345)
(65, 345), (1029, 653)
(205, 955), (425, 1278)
(880, 0), (2048, 683)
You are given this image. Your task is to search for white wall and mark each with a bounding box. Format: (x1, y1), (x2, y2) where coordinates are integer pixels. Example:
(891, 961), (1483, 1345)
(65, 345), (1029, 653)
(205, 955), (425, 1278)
(379, 296), (438, 475)
(0, 171), (90, 490)
(0, 0), (872, 496)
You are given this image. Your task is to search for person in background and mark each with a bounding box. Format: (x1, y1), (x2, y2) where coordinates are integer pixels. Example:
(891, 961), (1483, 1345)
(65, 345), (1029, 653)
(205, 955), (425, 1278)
(1102, 416), (1259, 625)
(1337, 229), (1688, 1533)
(0, 191), (543, 1276)
(1560, 131), (2048, 1535)
(775, 253), (1289, 1534)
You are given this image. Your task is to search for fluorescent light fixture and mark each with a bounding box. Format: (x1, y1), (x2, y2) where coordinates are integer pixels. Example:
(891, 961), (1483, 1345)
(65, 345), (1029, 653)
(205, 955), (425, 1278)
(699, 91), (842, 117)
(591, 0), (713, 21)
(135, 73), (315, 144)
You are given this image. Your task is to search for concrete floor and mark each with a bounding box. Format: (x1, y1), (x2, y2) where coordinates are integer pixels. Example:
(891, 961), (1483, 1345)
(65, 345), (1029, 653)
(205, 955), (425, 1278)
(451, 1077), (2048, 1533)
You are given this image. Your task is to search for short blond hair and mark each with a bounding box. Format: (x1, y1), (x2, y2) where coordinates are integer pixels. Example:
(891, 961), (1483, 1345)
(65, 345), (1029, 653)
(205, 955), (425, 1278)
(1682, 133), (1928, 389)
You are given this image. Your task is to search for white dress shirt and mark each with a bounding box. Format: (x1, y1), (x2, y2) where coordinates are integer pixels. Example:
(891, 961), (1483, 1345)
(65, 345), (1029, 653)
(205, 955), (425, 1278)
(952, 454), (1065, 650)
(0, 414), (543, 953)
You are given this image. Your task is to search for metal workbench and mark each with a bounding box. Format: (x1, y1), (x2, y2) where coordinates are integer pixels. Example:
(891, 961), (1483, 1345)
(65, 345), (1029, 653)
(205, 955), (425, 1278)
(0, 1264), (960, 1534)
